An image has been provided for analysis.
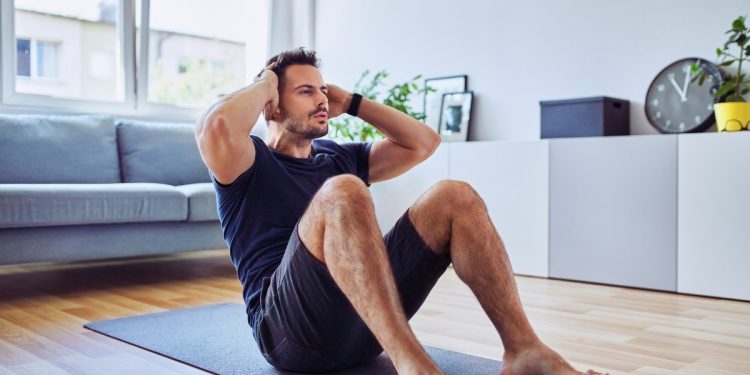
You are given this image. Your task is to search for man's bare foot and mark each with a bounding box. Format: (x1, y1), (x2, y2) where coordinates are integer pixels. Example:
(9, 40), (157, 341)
(500, 341), (608, 375)
(396, 360), (443, 375)
(392, 352), (443, 375)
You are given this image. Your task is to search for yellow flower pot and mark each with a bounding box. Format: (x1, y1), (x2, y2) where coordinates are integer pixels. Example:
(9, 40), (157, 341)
(714, 102), (750, 132)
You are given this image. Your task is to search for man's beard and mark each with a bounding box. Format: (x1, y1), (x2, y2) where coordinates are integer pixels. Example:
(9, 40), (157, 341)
(285, 118), (328, 139)
(283, 108), (329, 139)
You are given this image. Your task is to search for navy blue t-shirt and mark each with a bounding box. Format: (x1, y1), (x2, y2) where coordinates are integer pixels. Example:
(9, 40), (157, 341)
(210, 135), (372, 325)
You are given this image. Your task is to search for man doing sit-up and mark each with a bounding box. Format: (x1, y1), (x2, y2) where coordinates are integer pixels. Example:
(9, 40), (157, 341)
(195, 47), (603, 375)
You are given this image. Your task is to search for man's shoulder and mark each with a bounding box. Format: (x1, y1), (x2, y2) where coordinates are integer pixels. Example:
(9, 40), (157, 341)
(313, 137), (369, 154)
(312, 137), (347, 155)
(312, 137), (340, 147)
(249, 134), (269, 149)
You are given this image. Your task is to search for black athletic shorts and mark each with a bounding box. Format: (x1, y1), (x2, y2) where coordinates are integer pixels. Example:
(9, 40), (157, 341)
(252, 208), (452, 373)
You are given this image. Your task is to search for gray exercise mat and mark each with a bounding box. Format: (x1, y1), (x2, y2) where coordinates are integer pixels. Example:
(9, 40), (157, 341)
(84, 303), (502, 374)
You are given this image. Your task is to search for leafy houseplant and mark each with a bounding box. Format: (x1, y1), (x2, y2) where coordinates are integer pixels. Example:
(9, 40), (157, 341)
(693, 15), (750, 131)
(328, 70), (432, 142)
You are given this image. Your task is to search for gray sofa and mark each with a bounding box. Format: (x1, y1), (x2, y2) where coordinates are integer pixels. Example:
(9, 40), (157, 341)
(0, 114), (226, 265)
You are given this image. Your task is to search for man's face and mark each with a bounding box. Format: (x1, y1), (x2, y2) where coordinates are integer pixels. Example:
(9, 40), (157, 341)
(274, 64), (329, 139)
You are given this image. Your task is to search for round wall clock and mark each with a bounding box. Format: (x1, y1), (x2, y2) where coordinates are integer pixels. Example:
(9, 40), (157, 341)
(645, 58), (724, 133)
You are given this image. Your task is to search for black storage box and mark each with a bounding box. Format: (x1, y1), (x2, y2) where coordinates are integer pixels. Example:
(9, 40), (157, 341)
(540, 96), (629, 139)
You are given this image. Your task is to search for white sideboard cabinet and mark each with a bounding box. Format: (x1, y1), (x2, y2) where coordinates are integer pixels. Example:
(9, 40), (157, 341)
(548, 135), (678, 291)
(678, 131), (750, 301)
(368, 133), (748, 301)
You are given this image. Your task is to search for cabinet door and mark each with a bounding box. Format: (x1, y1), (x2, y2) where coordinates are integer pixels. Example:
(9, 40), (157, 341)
(678, 132), (750, 301)
(549, 135), (677, 291)
(370, 144), (450, 233)
(450, 141), (550, 277)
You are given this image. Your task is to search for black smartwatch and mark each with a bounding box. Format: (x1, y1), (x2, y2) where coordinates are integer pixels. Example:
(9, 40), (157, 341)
(346, 93), (363, 117)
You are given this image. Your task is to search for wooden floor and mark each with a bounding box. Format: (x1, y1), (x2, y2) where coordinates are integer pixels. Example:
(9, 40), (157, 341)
(1, 249), (749, 374)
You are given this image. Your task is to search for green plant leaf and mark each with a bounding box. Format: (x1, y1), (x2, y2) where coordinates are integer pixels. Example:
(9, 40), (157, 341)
(726, 94), (746, 102)
(719, 59), (737, 66)
(732, 16), (746, 31)
(714, 82), (737, 98)
(736, 33), (748, 47)
(329, 69), (430, 142)
(695, 73), (705, 83)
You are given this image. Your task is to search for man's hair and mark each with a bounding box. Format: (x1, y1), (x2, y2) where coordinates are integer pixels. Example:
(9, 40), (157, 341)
(261, 47), (320, 91)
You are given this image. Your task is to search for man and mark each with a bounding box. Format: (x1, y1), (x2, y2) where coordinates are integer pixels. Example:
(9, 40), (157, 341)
(196, 47), (603, 375)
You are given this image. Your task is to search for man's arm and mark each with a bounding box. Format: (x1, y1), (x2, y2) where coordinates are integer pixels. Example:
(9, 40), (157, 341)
(357, 97), (441, 183)
(326, 85), (440, 183)
(195, 65), (278, 185)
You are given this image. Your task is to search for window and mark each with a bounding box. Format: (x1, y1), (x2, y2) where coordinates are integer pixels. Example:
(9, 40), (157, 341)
(11, 0), (123, 101)
(0, 0), (268, 119)
(36, 41), (58, 78)
(16, 38), (30, 77)
(16, 38), (59, 79)
(140, 0), (263, 109)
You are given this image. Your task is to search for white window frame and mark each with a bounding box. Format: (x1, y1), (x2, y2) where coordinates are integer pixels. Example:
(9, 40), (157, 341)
(0, 0), (209, 121)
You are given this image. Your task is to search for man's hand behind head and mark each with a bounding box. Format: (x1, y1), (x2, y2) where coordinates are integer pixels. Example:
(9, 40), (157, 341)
(326, 84), (352, 119)
(254, 62), (279, 122)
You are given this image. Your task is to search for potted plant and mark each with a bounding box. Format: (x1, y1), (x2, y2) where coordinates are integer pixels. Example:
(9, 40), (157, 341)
(328, 70), (432, 142)
(693, 15), (750, 132)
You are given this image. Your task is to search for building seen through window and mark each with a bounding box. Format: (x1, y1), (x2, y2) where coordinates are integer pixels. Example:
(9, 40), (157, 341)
(11, 0), (261, 109)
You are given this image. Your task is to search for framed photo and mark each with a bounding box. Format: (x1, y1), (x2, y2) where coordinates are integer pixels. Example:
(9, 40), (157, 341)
(438, 91), (473, 142)
(423, 75), (467, 133)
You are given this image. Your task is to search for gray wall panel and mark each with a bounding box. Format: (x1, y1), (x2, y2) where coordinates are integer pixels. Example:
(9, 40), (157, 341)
(678, 132), (750, 301)
(549, 135), (677, 291)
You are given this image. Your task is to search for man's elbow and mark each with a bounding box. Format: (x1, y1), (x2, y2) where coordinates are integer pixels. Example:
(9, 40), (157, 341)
(196, 110), (230, 155)
(421, 132), (441, 159)
(198, 108), (229, 139)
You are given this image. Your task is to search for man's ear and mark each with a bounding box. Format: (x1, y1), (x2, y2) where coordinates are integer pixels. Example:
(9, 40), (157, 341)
(269, 107), (281, 122)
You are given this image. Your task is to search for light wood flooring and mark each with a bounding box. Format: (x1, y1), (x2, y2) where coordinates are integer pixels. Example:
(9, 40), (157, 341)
(0, 249), (748, 374)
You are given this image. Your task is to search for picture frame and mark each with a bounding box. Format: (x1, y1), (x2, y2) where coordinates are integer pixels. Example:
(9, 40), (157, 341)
(423, 75), (468, 133)
(438, 91), (473, 142)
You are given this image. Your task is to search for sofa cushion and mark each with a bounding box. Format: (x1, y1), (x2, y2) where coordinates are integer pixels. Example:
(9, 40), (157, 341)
(0, 183), (187, 229)
(117, 120), (210, 185)
(0, 114), (120, 183)
(175, 183), (218, 222)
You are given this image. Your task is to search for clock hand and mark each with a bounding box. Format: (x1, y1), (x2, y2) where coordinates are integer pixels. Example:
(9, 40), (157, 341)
(669, 75), (686, 101)
(681, 67), (691, 102)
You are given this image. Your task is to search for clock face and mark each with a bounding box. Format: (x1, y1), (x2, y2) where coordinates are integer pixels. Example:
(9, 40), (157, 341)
(645, 58), (724, 133)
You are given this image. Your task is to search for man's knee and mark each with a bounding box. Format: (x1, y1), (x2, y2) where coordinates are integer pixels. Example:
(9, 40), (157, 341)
(299, 175), (373, 262)
(429, 179), (484, 211)
(315, 174), (372, 212)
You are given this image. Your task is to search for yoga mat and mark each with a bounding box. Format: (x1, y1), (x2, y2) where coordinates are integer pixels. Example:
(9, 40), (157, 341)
(85, 303), (502, 374)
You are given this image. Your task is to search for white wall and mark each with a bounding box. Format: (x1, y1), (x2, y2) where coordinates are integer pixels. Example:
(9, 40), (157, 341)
(315, 0), (748, 141)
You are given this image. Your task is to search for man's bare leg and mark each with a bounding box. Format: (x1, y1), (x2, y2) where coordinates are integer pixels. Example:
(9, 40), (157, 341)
(407, 180), (606, 375)
(298, 175), (440, 374)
